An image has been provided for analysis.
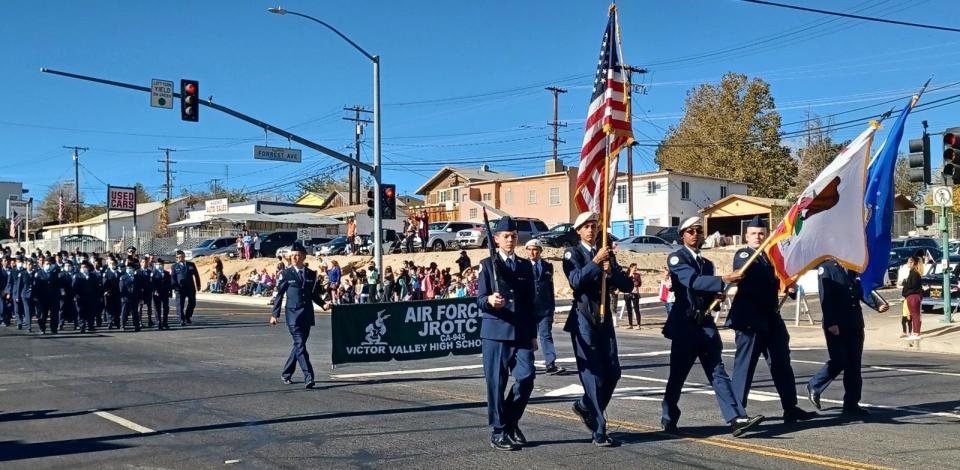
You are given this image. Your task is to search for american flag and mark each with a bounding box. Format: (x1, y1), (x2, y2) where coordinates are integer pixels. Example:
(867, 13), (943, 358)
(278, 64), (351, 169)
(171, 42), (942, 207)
(575, 5), (633, 214)
(9, 211), (22, 238)
(58, 191), (64, 223)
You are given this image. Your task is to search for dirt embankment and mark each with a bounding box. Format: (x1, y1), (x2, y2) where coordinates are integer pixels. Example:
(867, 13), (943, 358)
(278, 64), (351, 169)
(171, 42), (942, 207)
(195, 246), (739, 299)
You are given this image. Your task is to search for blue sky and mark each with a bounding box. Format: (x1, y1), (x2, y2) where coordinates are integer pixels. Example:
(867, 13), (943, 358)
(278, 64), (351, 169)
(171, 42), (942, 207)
(2, 0), (959, 206)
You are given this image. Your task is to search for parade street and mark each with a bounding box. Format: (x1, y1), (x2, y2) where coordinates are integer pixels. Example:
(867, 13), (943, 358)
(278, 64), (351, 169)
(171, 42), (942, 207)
(0, 300), (956, 470)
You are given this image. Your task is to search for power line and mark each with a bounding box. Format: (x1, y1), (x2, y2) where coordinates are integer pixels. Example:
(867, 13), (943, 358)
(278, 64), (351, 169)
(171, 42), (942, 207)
(741, 0), (960, 33)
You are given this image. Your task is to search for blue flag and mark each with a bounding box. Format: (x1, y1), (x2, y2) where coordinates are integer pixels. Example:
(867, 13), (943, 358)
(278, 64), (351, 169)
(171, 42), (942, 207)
(861, 97), (916, 301)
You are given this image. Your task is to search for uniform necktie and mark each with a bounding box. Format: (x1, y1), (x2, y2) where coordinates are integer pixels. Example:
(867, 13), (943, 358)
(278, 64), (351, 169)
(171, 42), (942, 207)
(507, 257), (515, 272)
(534, 262), (541, 279)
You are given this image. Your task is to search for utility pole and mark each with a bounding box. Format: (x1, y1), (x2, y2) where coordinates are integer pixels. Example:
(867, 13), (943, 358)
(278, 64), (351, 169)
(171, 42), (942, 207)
(622, 65), (647, 237)
(344, 105), (372, 204)
(158, 147), (177, 203)
(545, 86), (568, 162)
(63, 145), (88, 225)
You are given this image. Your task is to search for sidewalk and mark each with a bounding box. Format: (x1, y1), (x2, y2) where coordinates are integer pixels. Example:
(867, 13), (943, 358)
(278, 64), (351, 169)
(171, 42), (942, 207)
(197, 291), (960, 355)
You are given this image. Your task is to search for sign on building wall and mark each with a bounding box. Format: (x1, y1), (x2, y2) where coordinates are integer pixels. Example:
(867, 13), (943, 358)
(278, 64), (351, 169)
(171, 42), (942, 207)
(107, 186), (136, 212)
(205, 198), (229, 215)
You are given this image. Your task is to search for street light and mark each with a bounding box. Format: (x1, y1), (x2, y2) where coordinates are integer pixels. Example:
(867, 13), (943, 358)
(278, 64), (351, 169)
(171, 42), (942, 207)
(268, 6), (383, 276)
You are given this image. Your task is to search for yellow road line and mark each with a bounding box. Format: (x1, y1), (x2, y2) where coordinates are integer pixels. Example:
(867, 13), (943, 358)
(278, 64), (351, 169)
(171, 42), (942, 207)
(395, 383), (896, 470)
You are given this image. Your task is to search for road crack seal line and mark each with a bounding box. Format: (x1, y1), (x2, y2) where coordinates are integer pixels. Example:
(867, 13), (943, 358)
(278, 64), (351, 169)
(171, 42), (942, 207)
(393, 383), (896, 470)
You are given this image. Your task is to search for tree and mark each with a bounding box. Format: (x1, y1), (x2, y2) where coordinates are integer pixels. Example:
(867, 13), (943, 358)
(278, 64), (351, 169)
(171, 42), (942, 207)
(793, 113), (846, 196)
(35, 182), (105, 226)
(893, 153), (923, 203)
(655, 72), (796, 198)
(134, 182), (154, 203)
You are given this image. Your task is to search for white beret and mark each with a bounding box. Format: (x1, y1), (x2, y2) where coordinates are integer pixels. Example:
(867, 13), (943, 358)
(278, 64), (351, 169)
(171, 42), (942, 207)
(524, 239), (542, 249)
(679, 216), (702, 231)
(573, 211), (599, 230)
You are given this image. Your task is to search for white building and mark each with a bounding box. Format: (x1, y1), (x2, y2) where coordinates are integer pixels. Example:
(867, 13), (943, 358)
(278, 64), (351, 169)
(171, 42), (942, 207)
(0, 181), (26, 219)
(42, 198), (189, 240)
(169, 199), (339, 239)
(609, 171), (748, 238)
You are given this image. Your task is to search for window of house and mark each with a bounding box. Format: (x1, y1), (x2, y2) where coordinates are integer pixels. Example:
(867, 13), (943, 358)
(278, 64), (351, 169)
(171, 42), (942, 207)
(647, 181), (656, 194)
(482, 192), (492, 202)
(549, 187), (560, 205)
(438, 191), (449, 203)
(616, 184), (627, 204)
(505, 189), (513, 205)
(671, 216), (681, 227)
(528, 190), (537, 204)
(469, 208), (477, 218)
(648, 218), (660, 227)
(453, 188), (460, 202)
(681, 182), (690, 200)
(720, 186), (728, 198)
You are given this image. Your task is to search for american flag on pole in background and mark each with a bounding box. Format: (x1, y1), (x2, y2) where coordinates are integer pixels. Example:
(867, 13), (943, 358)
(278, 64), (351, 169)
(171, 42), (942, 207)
(58, 191), (64, 223)
(9, 211), (22, 238)
(574, 4), (634, 213)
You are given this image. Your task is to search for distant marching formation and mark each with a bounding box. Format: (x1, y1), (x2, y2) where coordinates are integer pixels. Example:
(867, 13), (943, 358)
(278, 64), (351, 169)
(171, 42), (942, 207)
(476, 212), (883, 451)
(1, 245), (202, 334)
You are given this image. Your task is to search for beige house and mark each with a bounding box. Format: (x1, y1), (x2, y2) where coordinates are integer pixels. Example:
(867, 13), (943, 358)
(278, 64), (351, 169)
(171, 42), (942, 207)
(457, 167), (577, 227)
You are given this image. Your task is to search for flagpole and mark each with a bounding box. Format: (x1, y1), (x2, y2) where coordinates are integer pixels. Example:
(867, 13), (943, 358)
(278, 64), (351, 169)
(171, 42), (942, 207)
(599, 135), (612, 321)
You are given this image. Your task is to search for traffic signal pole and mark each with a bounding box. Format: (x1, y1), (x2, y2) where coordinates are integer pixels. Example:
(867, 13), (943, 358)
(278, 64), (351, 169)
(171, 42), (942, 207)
(942, 204), (952, 323)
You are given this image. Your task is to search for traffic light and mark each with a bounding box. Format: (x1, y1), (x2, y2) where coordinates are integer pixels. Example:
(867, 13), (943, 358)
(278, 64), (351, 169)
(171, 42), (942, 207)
(180, 79), (199, 122)
(915, 208), (934, 228)
(908, 134), (930, 184)
(381, 184), (396, 220)
(944, 128), (960, 186)
(366, 189), (375, 217)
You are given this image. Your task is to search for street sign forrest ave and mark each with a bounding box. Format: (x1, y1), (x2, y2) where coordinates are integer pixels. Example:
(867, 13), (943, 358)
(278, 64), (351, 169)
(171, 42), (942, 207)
(254, 145), (302, 163)
(331, 297), (482, 365)
(150, 79), (173, 109)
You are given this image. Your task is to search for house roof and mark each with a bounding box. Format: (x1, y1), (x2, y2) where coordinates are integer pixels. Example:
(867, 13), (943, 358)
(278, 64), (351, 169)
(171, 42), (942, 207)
(699, 194), (791, 215)
(43, 198), (186, 230)
(415, 166), (517, 195)
(624, 170), (750, 187)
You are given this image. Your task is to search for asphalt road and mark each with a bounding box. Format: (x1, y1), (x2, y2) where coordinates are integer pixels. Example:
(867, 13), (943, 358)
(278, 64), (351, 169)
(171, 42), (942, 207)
(1, 299), (958, 469)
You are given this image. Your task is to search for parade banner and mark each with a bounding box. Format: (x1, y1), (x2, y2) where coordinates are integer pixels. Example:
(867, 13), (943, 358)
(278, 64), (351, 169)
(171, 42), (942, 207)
(331, 297), (482, 366)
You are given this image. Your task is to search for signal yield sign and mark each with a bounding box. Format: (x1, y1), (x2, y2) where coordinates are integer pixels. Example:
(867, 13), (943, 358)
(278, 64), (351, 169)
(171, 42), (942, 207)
(932, 186), (953, 207)
(254, 145), (302, 163)
(151, 79), (174, 109)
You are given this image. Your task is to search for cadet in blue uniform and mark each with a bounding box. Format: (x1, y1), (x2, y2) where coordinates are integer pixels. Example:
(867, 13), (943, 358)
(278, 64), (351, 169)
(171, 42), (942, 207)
(562, 211), (633, 447)
(39, 257), (61, 335)
(807, 258), (888, 417)
(151, 258), (173, 330)
(59, 260), (78, 331)
(0, 257), (11, 327)
(662, 216), (763, 437)
(172, 250), (201, 326)
(525, 238), (566, 376)
(20, 258), (40, 333)
(119, 262), (141, 332)
(10, 256), (26, 330)
(477, 217), (537, 451)
(73, 261), (98, 333)
(727, 216), (815, 423)
(137, 257), (155, 328)
(103, 258), (122, 329)
(270, 242), (322, 389)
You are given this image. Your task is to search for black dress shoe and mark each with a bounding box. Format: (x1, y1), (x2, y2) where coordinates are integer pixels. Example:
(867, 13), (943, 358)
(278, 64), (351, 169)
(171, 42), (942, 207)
(661, 421), (681, 434)
(783, 407), (817, 423)
(304, 381), (316, 389)
(490, 435), (519, 451)
(545, 363), (567, 375)
(842, 406), (870, 417)
(730, 415), (764, 437)
(572, 401), (598, 432)
(806, 385), (822, 410)
(180, 322), (187, 327)
(507, 427), (527, 446)
(592, 433), (619, 447)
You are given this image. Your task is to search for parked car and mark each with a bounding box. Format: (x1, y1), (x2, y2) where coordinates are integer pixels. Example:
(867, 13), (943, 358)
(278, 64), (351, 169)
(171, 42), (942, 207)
(891, 236), (940, 250)
(533, 223), (577, 248)
(887, 247), (941, 287)
(616, 235), (673, 253)
(184, 236), (237, 260)
(456, 217), (550, 248)
(257, 231), (299, 257)
(919, 254), (960, 312)
(654, 226), (680, 245)
(60, 234), (107, 254)
(316, 236), (351, 256)
(418, 221), (484, 252)
(277, 237), (332, 258)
